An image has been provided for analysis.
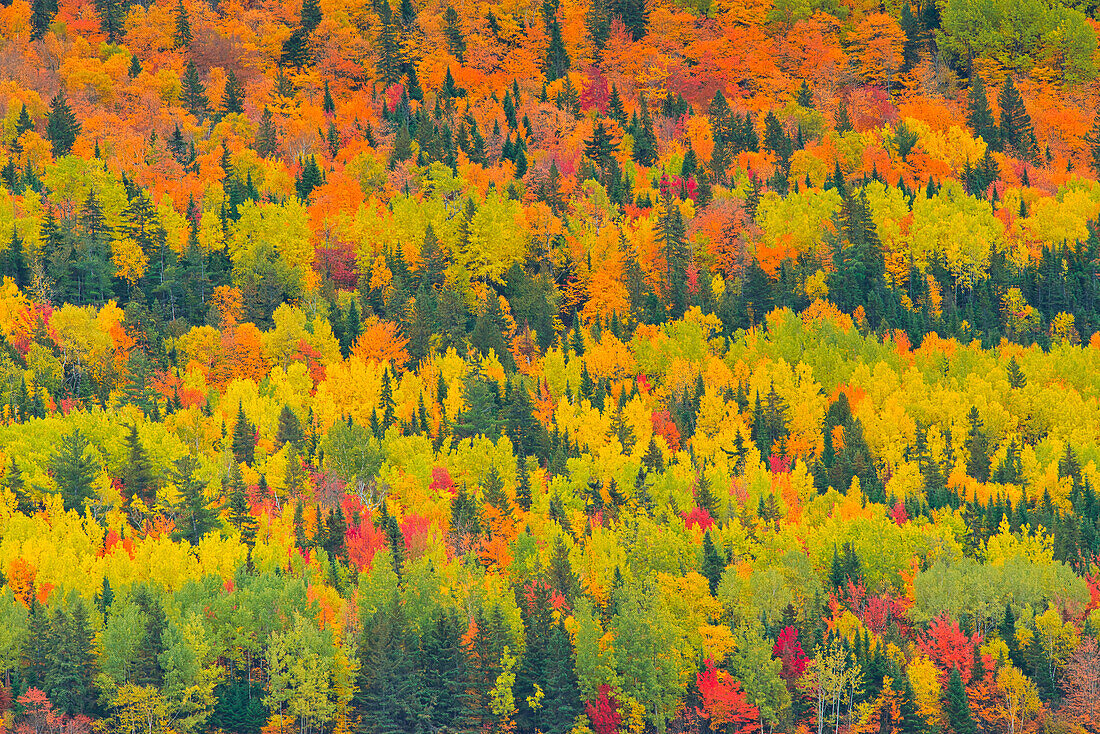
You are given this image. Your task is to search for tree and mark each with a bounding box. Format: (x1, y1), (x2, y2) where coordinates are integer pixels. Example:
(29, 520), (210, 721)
(173, 0), (191, 48)
(232, 402), (256, 465)
(701, 531), (723, 594)
(180, 61), (209, 119)
(46, 92), (81, 157)
(49, 428), (97, 512)
(943, 667), (976, 734)
(966, 74), (999, 150)
(1084, 114), (1100, 174)
(221, 69), (244, 116)
(276, 404), (304, 449)
(256, 107), (279, 157)
(122, 423), (157, 508)
(444, 6), (466, 62)
(226, 462), (256, 548)
(964, 407), (990, 482)
(95, 0), (126, 43)
(633, 94), (658, 166)
(1059, 637), (1100, 726)
(544, 13), (570, 82)
(998, 77), (1037, 160)
(172, 455), (218, 545)
(30, 0), (56, 40)
(355, 596), (423, 733)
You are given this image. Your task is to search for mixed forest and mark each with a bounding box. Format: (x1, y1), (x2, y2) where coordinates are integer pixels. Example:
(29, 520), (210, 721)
(2, 0), (1100, 732)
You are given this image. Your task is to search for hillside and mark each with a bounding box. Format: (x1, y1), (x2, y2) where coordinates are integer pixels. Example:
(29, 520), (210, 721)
(0, 0), (1099, 732)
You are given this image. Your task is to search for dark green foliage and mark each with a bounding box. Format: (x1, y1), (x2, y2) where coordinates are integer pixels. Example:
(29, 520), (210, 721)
(998, 77), (1037, 160)
(173, 0), (191, 48)
(701, 530), (723, 594)
(180, 61), (209, 119)
(50, 428), (97, 512)
(221, 69), (244, 115)
(172, 455), (218, 544)
(964, 407), (990, 482)
(444, 6), (466, 62)
(46, 92), (81, 157)
(942, 667), (976, 734)
(123, 422), (157, 508)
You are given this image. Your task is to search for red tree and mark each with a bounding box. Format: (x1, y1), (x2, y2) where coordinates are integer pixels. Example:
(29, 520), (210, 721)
(696, 659), (760, 733)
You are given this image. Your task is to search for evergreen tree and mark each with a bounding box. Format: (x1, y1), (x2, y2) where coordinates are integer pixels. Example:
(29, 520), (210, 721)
(835, 101), (852, 133)
(515, 456), (532, 511)
(966, 73), (999, 151)
(232, 402), (256, 465)
(226, 461), (256, 548)
(701, 530), (724, 594)
(46, 91), (81, 157)
(172, 454), (218, 545)
(180, 60), (209, 119)
(95, 0), (126, 43)
(322, 80), (335, 114)
(30, 0), (56, 40)
(123, 422), (157, 508)
(964, 406), (990, 482)
(633, 94), (658, 165)
(255, 107), (279, 158)
(543, 12), (570, 81)
(221, 69), (244, 116)
(998, 77), (1037, 160)
(900, 0), (921, 72)
(49, 428), (97, 513)
(173, 0), (191, 49)
(443, 6), (466, 62)
(1085, 113), (1100, 175)
(942, 667), (976, 734)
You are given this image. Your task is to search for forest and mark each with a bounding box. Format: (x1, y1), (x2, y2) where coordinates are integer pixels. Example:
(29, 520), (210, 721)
(0, 0), (1099, 731)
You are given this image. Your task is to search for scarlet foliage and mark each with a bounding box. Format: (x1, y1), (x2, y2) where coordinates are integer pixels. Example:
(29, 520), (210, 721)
(651, 409), (681, 451)
(772, 626), (809, 682)
(917, 613), (983, 684)
(890, 500), (909, 525)
(768, 454), (791, 474)
(682, 506), (714, 531)
(430, 466), (456, 496)
(585, 685), (622, 734)
(314, 246), (359, 289)
(346, 519), (389, 571)
(399, 513), (432, 558)
(696, 659), (760, 733)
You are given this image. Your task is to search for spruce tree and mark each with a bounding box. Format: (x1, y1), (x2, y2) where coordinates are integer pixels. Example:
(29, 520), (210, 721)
(173, 0), (192, 48)
(221, 69), (244, 115)
(966, 73), (999, 150)
(180, 61), (209, 119)
(95, 0), (126, 43)
(443, 6), (466, 62)
(964, 406), (990, 482)
(998, 77), (1037, 160)
(46, 91), (81, 157)
(633, 94), (659, 166)
(226, 461), (256, 547)
(543, 13), (571, 81)
(1085, 114), (1100, 175)
(172, 454), (217, 545)
(255, 107), (279, 157)
(701, 530), (724, 594)
(49, 428), (97, 512)
(943, 667), (976, 734)
(30, 0), (56, 40)
(123, 422), (157, 507)
(232, 402), (256, 465)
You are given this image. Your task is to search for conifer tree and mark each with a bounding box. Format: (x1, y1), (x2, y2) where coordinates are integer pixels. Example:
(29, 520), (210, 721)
(173, 0), (192, 49)
(701, 530), (724, 594)
(444, 6), (466, 62)
(543, 12), (571, 81)
(255, 107), (279, 157)
(30, 0), (56, 40)
(49, 428), (97, 513)
(966, 73), (999, 150)
(226, 461), (256, 548)
(172, 455), (218, 545)
(180, 61), (209, 119)
(943, 667), (976, 734)
(46, 91), (81, 157)
(95, 0), (126, 43)
(123, 422), (157, 507)
(633, 94), (659, 165)
(232, 402), (256, 465)
(998, 77), (1037, 160)
(221, 69), (244, 115)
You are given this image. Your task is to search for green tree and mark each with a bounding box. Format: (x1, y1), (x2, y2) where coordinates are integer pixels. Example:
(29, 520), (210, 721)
(172, 455), (218, 545)
(943, 667), (976, 734)
(173, 0), (192, 48)
(123, 422), (157, 508)
(30, 0), (57, 40)
(49, 428), (97, 512)
(444, 6), (466, 62)
(46, 92), (81, 157)
(221, 69), (244, 115)
(701, 530), (724, 595)
(964, 406), (990, 482)
(180, 61), (209, 119)
(94, 0), (126, 43)
(998, 77), (1037, 160)
(633, 94), (658, 166)
(966, 73), (999, 150)
(255, 107), (280, 157)
(232, 402), (256, 465)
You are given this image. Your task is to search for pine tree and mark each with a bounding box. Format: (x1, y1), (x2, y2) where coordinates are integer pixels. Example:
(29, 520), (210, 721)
(942, 667), (976, 734)
(255, 107), (279, 157)
(701, 530), (724, 594)
(998, 77), (1037, 160)
(49, 428), (97, 513)
(221, 69), (244, 115)
(443, 6), (466, 62)
(543, 13), (571, 81)
(232, 402), (256, 465)
(123, 422), (157, 507)
(515, 456), (532, 511)
(180, 61), (209, 119)
(30, 0), (56, 40)
(1085, 114), (1100, 175)
(173, 0), (192, 49)
(835, 101), (852, 133)
(633, 94), (658, 166)
(172, 454), (218, 544)
(46, 91), (81, 157)
(900, 1), (921, 72)
(964, 406), (990, 482)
